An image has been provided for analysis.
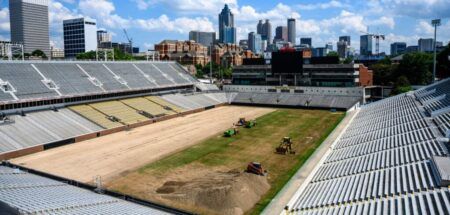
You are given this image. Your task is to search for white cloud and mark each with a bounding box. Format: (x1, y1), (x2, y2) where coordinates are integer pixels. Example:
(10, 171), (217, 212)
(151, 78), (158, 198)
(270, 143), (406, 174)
(0, 7), (9, 32)
(369, 0), (450, 18)
(135, 15), (214, 33)
(320, 10), (367, 34)
(368, 16), (395, 29)
(297, 0), (349, 10)
(133, 0), (238, 14)
(78, 0), (130, 28)
(49, 1), (80, 33)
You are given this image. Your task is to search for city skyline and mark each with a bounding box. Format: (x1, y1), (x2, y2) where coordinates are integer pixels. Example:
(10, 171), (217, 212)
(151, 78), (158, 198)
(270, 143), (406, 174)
(0, 0), (449, 54)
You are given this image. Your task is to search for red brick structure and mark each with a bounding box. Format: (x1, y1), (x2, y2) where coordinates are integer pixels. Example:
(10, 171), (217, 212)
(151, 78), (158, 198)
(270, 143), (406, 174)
(359, 64), (373, 87)
(155, 40), (209, 66)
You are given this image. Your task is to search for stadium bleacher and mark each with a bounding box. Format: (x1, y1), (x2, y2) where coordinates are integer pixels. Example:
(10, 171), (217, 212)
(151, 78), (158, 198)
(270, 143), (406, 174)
(0, 165), (174, 214)
(121, 97), (176, 117)
(0, 61), (198, 102)
(146, 96), (185, 113)
(231, 92), (360, 110)
(284, 78), (450, 214)
(0, 109), (102, 154)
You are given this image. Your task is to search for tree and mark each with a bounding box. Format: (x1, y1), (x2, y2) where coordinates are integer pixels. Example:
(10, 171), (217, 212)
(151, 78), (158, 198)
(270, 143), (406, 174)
(343, 56), (353, 64)
(391, 76), (412, 95)
(76, 51), (96, 60)
(437, 42), (450, 79)
(327, 51), (339, 57)
(372, 63), (396, 86)
(31, 49), (47, 58)
(395, 52), (433, 85)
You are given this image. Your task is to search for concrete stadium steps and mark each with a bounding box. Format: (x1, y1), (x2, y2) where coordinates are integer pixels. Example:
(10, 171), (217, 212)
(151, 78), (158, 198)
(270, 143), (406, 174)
(0, 92), (14, 102)
(0, 109), (102, 154)
(89, 101), (149, 125)
(33, 63), (103, 95)
(69, 105), (123, 129)
(146, 96), (185, 113)
(120, 97), (175, 117)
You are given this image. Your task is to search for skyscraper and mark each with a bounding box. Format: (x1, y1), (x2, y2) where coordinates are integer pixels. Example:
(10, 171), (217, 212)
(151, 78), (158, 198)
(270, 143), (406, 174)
(262, 20), (272, 45)
(339, 36), (351, 46)
(257, 20), (263, 35)
(300, 38), (312, 47)
(189, 31), (216, 47)
(248, 32), (262, 54)
(418, 38), (434, 52)
(9, 0), (50, 56)
(63, 17), (97, 58)
(337, 41), (349, 58)
(360, 35), (373, 56)
(274, 26), (288, 42)
(218, 4), (236, 44)
(390, 42), (407, 56)
(97, 29), (112, 48)
(287, 18), (296, 45)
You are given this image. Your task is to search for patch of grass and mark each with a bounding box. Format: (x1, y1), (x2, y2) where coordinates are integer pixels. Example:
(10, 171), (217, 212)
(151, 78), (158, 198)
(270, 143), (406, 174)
(111, 108), (345, 214)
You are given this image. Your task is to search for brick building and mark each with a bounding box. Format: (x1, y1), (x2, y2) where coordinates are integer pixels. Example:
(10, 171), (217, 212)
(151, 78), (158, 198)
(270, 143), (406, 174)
(155, 40), (209, 66)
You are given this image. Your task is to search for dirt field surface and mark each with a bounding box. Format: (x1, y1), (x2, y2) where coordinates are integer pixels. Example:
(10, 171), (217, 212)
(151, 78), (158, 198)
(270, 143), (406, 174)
(107, 109), (344, 215)
(12, 106), (274, 183)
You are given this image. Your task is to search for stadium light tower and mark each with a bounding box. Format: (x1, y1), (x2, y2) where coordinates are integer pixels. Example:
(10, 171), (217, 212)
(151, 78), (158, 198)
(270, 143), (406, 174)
(431, 19), (441, 83)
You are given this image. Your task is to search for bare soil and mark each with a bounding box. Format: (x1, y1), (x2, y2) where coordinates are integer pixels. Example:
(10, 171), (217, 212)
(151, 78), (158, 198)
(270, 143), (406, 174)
(12, 106), (274, 183)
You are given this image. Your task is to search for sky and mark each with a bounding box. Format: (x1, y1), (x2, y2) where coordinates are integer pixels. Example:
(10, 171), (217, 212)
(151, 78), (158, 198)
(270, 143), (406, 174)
(0, 0), (449, 54)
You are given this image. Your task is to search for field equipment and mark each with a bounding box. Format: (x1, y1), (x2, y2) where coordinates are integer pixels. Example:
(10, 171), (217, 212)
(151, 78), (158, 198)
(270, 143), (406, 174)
(246, 162), (265, 176)
(236, 118), (247, 126)
(245, 120), (257, 128)
(276, 137), (296, 155)
(224, 128), (239, 137)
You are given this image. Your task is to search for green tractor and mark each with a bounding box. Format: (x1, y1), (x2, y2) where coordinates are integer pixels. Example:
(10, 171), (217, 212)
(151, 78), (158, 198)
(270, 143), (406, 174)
(224, 128), (239, 137)
(245, 120), (257, 128)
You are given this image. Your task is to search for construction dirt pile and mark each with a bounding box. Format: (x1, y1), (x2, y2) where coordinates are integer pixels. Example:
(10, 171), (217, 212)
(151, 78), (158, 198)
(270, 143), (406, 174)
(156, 170), (270, 215)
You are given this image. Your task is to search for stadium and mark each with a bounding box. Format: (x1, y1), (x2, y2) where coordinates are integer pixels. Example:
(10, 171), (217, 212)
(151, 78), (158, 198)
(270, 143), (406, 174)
(0, 60), (449, 215)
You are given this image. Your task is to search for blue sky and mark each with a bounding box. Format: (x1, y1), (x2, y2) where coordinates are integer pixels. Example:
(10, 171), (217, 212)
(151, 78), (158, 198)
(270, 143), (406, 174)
(0, 0), (449, 54)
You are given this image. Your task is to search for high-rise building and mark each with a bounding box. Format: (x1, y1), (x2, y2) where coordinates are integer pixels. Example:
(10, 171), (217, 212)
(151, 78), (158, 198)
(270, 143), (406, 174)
(339, 36), (351, 46)
(189, 31), (216, 47)
(390, 42), (407, 56)
(360, 35), (373, 56)
(418, 38), (434, 52)
(248, 32), (262, 55)
(337, 41), (349, 58)
(63, 17), (97, 58)
(287, 18), (296, 45)
(274, 26), (288, 42)
(300, 38), (312, 47)
(262, 20), (272, 45)
(97, 29), (112, 48)
(9, 0), (50, 56)
(218, 4), (236, 44)
(325, 43), (333, 51)
(406, 45), (419, 53)
(239, 40), (248, 50)
(257, 20), (263, 35)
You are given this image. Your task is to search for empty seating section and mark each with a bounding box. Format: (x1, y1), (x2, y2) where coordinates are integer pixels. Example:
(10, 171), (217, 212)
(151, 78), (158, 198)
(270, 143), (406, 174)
(33, 63), (103, 95)
(121, 97), (175, 116)
(287, 78), (450, 213)
(77, 63), (129, 91)
(0, 62), (201, 103)
(415, 78), (450, 113)
(0, 63), (57, 99)
(0, 109), (102, 154)
(89, 101), (149, 125)
(69, 105), (123, 129)
(231, 92), (360, 109)
(0, 166), (170, 214)
(133, 63), (176, 86)
(154, 62), (191, 84)
(160, 93), (224, 110)
(104, 63), (156, 89)
(146, 96), (185, 113)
